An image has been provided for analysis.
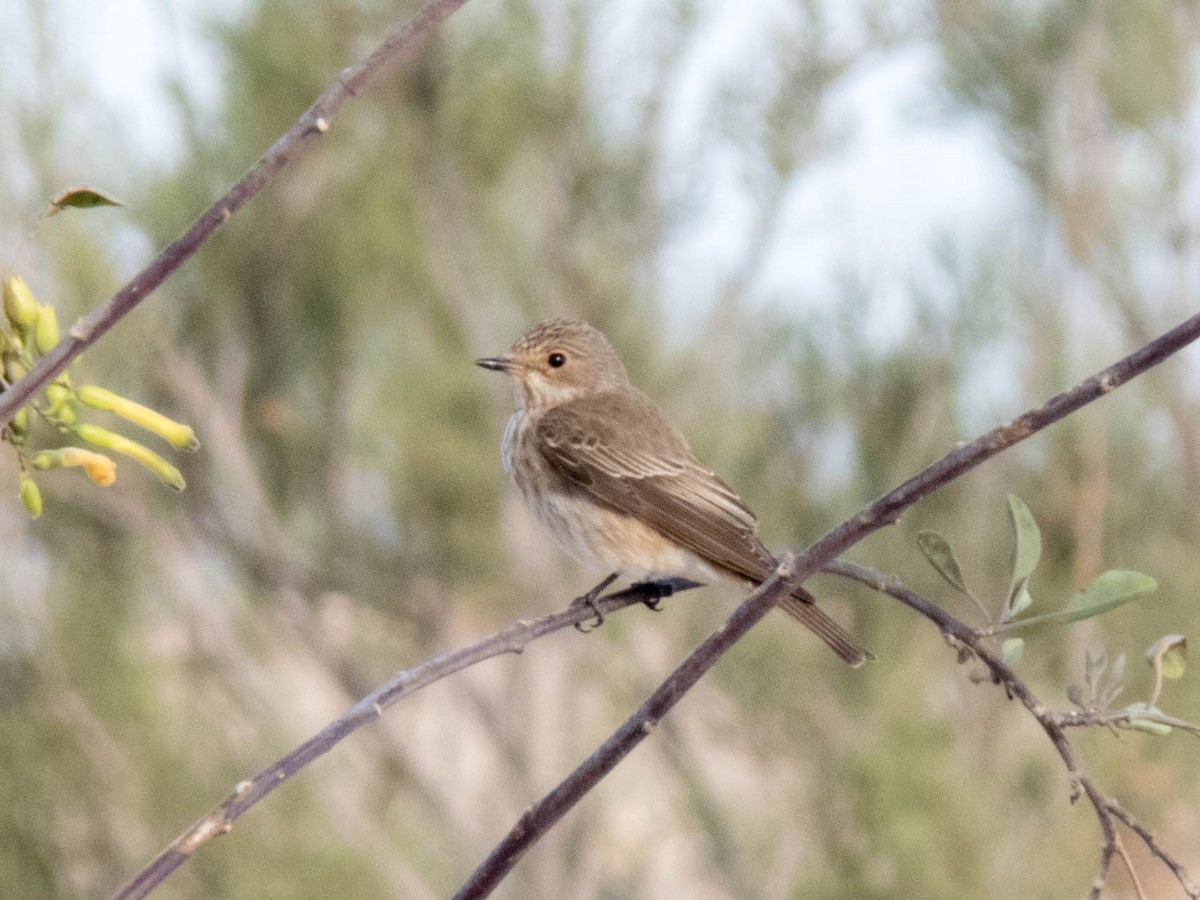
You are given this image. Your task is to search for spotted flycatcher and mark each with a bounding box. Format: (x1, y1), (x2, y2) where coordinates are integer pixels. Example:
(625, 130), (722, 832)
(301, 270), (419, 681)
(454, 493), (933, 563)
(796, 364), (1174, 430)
(477, 318), (869, 666)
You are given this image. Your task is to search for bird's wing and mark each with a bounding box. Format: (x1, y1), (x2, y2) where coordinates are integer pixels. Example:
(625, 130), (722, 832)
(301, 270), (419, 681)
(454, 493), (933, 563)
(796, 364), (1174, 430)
(535, 391), (774, 581)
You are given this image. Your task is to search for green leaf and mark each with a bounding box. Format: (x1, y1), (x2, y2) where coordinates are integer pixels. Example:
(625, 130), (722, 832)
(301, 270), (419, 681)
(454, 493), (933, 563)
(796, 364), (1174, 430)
(1118, 702), (1173, 736)
(1004, 579), (1033, 622)
(1146, 634), (1187, 681)
(1061, 570), (1158, 624)
(47, 184), (124, 215)
(916, 530), (968, 593)
(1002, 495), (1040, 621)
(1000, 637), (1024, 667)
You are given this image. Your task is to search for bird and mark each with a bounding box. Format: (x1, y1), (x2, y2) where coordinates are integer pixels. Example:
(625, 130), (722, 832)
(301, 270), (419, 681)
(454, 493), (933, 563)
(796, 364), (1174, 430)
(476, 317), (870, 666)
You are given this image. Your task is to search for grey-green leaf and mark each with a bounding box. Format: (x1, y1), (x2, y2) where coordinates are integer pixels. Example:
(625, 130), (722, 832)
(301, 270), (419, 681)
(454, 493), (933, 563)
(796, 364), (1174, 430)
(1000, 637), (1024, 667)
(1118, 701), (1173, 736)
(1003, 578), (1033, 623)
(916, 529), (968, 593)
(1061, 570), (1158, 624)
(47, 185), (124, 214)
(1004, 495), (1041, 619)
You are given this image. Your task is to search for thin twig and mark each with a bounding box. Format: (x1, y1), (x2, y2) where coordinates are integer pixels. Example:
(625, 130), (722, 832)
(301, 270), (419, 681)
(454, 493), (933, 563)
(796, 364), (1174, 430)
(1106, 800), (1200, 899)
(0, 0), (472, 425)
(108, 580), (687, 900)
(454, 313), (1200, 897)
(1054, 708), (1200, 738)
(825, 561), (1197, 900)
(1114, 834), (1149, 900)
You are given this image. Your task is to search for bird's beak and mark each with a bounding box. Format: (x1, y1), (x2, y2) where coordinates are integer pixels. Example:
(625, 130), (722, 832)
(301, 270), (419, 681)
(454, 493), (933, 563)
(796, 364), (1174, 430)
(475, 355), (514, 372)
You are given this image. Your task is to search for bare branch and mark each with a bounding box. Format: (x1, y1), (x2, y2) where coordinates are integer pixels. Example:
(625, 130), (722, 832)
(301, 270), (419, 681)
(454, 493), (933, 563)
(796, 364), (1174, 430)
(108, 580), (688, 900)
(451, 560), (797, 900)
(0, 0), (472, 425)
(1106, 801), (1200, 899)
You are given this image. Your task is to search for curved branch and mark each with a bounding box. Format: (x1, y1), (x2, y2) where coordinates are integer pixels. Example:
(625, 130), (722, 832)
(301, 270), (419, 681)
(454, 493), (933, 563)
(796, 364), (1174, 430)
(108, 580), (687, 900)
(454, 312), (1200, 897)
(826, 559), (1198, 899)
(1105, 801), (1200, 899)
(0, 0), (472, 424)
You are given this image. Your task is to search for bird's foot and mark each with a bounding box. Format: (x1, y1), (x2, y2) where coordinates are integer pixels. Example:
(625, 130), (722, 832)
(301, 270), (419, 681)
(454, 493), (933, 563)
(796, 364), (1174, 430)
(633, 577), (703, 611)
(570, 573), (619, 632)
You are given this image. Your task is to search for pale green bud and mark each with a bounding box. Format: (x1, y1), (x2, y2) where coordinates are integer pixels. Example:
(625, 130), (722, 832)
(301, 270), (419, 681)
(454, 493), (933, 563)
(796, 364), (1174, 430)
(4, 355), (26, 384)
(34, 305), (59, 354)
(19, 475), (42, 518)
(7, 406), (28, 445)
(3, 275), (39, 330)
(45, 382), (71, 414)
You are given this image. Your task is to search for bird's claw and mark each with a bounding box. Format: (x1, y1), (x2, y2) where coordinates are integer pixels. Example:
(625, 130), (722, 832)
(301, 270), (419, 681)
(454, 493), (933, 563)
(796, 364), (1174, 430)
(570, 572), (618, 633)
(573, 595), (605, 632)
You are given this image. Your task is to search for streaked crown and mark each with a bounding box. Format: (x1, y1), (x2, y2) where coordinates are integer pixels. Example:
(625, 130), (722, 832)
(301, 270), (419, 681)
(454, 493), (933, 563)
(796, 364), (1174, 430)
(476, 318), (631, 410)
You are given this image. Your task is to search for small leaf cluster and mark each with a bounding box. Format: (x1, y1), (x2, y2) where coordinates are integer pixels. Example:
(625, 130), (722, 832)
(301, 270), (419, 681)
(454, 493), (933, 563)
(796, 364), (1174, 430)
(918, 496), (1191, 737)
(2, 187), (197, 517)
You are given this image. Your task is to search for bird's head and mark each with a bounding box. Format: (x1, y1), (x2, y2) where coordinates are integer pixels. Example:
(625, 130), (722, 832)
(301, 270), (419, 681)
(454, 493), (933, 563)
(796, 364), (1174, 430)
(476, 318), (631, 410)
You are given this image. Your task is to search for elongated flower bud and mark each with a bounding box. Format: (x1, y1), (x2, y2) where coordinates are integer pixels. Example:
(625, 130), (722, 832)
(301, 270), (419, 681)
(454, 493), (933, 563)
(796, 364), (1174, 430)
(32, 446), (117, 486)
(75, 384), (199, 450)
(75, 423), (184, 490)
(3, 275), (39, 330)
(34, 305), (59, 354)
(5, 355), (26, 384)
(19, 475), (42, 518)
(45, 382), (71, 414)
(8, 406), (28, 444)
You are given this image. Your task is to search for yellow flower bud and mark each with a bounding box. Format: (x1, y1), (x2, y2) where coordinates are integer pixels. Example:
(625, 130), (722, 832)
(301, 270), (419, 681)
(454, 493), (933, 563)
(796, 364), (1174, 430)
(75, 423), (184, 490)
(3, 275), (39, 330)
(75, 384), (199, 450)
(30, 449), (63, 470)
(58, 447), (117, 486)
(19, 475), (42, 518)
(5, 355), (26, 384)
(32, 446), (117, 486)
(34, 305), (60, 354)
(45, 381), (71, 414)
(8, 406), (28, 444)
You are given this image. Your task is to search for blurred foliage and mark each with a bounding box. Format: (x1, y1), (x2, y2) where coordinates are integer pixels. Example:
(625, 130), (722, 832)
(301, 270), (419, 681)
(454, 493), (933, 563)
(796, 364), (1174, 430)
(0, 0), (1199, 897)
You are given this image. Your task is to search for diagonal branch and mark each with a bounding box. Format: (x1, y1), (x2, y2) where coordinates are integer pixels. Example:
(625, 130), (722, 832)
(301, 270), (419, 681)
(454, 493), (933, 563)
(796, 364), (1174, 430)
(108, 581), (688, 900)
(454, 311), (1200, 897)
(451, 562), (797, 900)
(0, 0), (472, 424)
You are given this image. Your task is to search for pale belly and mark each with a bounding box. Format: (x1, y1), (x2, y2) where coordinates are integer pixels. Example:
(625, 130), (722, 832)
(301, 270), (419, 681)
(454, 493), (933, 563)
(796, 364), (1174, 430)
(502, 412), (726, 584)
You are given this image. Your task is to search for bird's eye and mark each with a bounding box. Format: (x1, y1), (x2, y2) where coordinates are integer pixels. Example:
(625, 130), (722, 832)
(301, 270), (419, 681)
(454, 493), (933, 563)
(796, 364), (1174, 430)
(548, 352), (566, 368)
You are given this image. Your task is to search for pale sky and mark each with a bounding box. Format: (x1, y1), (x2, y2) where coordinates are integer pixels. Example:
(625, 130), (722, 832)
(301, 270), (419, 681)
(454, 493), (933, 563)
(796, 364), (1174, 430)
(26, 0), (1024, 354)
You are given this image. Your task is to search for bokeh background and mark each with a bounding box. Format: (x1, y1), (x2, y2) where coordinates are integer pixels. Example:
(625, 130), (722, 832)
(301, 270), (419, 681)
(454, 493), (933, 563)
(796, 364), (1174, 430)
(2, 1), (1199, 897)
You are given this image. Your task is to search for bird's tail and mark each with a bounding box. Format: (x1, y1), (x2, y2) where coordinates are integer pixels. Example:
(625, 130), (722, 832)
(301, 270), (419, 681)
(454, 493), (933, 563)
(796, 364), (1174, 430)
(777, 586), (873, 667)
